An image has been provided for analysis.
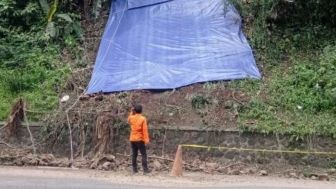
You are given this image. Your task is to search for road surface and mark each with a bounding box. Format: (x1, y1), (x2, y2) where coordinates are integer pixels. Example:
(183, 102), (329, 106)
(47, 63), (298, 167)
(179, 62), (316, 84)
(0, 166), (334, 189)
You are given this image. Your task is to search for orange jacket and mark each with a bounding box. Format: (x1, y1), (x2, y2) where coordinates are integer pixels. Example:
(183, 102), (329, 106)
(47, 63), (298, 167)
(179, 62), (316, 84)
(127, 113), (149, 144)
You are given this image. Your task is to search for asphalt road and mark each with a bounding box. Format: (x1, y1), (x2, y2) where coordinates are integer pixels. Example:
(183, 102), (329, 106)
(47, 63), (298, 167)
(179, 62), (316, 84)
(0, 176), (313, 189)
(0, 167), (334, 189)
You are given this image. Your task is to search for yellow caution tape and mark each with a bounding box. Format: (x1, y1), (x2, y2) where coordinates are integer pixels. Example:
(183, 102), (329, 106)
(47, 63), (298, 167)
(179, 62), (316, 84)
(180, 144), (336, 156)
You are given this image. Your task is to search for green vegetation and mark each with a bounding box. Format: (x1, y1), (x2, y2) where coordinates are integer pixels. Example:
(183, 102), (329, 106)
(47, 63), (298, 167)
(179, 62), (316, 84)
(0, 0), (110, 119)
(229, 0), (336, 137)
(0, 0), (83, 119)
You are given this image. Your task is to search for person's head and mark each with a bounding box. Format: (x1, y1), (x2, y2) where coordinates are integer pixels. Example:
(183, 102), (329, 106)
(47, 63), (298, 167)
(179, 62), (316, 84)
(132, 104), (142, 114)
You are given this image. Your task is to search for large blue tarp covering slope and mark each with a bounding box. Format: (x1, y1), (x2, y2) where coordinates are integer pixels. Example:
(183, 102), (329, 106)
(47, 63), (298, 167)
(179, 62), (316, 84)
(86, 0), (261, 94)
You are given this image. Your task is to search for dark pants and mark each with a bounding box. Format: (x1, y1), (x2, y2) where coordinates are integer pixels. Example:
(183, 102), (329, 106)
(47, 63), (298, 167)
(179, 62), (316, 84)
(131, 141), (148, 172)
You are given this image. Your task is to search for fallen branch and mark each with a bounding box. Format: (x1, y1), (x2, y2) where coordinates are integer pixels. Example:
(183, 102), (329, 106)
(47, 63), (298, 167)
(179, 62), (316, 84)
(71, 66), (94, 74)
(221, 162), (247, 170)
(231, 91), (244, 105)
(0, 140), (16, 148)
(115, 153), (196, 168)
(165, 104), (183, 110)
(149, 155), (174, 162)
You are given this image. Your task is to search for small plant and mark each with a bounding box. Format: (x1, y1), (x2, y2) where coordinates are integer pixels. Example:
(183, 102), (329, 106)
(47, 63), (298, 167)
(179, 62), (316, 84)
(328, 160), (336, 169)
(191, 95), (211, 109)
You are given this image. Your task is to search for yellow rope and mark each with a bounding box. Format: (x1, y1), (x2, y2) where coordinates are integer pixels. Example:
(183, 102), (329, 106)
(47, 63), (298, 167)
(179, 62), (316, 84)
(181, 144), (336, 156)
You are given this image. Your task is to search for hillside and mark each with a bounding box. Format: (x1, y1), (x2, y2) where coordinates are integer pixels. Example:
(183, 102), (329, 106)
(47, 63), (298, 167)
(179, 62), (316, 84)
(0, 0), (336, 139)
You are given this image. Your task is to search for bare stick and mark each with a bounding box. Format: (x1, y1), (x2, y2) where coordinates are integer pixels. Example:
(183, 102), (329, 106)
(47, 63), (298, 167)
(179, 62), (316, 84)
(115, 153), (196, 167)
(23, 107), (36, 156)
(24, 109), (51, 114)
(165, 104), (182, 109)
(71, 66), (94, 73)
(66, 112), (74, 166)
(66, 105), (77, 166)
(148, 155), (176, 163)
(65, 96), (83, 167)
(0, 140), (16, 148)
(81, 126), (86, 158)
(161, 128), (167, 157)
(231, 91), (244, 105)
(221, 162), (247, 170)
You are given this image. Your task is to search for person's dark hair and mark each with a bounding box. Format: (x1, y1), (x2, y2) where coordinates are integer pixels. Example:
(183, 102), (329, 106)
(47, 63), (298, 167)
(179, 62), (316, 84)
(133, 104), (142, 114)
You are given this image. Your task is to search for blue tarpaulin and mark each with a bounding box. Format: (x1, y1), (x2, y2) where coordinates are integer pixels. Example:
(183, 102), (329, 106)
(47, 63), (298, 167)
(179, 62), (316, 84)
(86, 0), (261, 94)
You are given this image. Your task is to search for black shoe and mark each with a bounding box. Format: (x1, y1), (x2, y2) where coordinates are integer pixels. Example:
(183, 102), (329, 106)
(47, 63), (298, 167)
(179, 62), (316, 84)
(132, 170), (138, 175)
(143, 170), (151, 175)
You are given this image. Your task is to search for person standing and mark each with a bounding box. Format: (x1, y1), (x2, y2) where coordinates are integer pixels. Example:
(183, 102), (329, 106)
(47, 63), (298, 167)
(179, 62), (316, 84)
(127, 104), (150, 174)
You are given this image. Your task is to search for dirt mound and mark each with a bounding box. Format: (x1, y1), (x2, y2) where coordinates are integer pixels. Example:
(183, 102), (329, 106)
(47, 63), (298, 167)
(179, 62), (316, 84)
(58, 85), (248, 131)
